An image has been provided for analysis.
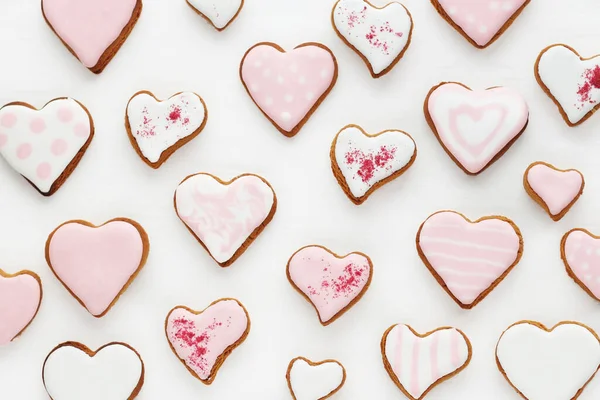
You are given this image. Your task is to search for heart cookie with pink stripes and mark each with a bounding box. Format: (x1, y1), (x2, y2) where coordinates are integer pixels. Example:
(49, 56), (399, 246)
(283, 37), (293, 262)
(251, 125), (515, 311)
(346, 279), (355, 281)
(382, 324), (472, 400)
(562, 229), (600, 302)
(0, 269), (42, 346)
(417, 211), (523, 309)
(240, 42), (338, 137)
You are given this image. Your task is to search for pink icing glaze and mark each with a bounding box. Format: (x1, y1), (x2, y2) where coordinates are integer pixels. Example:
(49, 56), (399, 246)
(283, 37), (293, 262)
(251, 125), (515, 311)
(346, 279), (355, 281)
(42, 0), (138, 68)
(0, 273), (41, 346)
(47, 220), (145, 316)
(419, 212), (521, 305)
(166, 300), (249, 380)
(527, 164), (583, 216)
(564, 230), (600, 300)
(240, 44), (336, 133)
(435, 0), (528, 46)
(287, 246), (371, 323)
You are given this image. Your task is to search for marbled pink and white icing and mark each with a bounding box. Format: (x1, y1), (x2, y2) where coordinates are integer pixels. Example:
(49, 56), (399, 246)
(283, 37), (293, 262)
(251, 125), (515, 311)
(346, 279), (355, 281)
(166, 300), (249, 381)
(287, 246), (371, 324)
(332, 0), (412, 76)
(427, 83), (528, 174)
(526, 163), (583, 217)
(175, 174), (275, 265)
(187, 0), (243, 30)
(0, 98), (92, 194)
(418, 211), (521, 306)
(563, 230), (600, 301)
(240, 44), (337, 134)
(0, 272), (41, 346)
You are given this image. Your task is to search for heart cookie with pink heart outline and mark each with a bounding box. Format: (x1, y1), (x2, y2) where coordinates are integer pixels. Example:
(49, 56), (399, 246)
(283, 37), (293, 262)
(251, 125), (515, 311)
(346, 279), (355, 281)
(0, 269), (42, 346)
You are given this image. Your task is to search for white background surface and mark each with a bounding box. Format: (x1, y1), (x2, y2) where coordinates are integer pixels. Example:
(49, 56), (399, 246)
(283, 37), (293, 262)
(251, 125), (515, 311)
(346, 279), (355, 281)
(1, 0), (600, 398)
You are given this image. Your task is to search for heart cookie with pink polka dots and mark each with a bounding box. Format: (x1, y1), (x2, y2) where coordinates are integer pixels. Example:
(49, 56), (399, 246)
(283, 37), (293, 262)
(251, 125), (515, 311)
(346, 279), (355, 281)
(431, 0), (530, 49)
(240, 42), (338, 137)
(0, 98), (94, 196)
(562, 229), (600, 303)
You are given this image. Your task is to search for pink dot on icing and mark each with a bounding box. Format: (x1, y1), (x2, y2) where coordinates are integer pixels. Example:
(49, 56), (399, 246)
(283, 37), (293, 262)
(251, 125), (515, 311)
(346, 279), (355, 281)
(1, 113), (17, 128)
(37, 162), (51, 180)
(17, 143), (32, 159)
(57, 107), (73, 123)
(51, 139), (68, 156)
(0, 133), (6, 148)
(30, 117), (46, 134)
(74, 123), (89, 138)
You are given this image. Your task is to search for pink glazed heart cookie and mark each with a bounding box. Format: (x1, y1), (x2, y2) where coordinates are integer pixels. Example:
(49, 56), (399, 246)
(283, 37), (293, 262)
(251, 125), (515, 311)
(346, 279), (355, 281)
(0, 98), (94, 196)
(431, 0), (530, 49)
(45, 218), (149, 317)
(417, 211), (523, 309)
(524, 162), (584, 221)
(42, 0), (143, 74)
(287, 245), (373, 326)
(424, 82), (529, 175)
(165, 298), (250, 384)
(561, 229), (600, 303)
(240, 42), (338, 137)
(0, 269), (42, 346)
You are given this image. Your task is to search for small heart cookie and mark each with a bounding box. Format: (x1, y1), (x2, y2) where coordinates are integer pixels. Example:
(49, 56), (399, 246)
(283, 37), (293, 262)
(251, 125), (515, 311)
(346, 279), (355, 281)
(240, 42), (338, 137)
(43, 341), (145, 400)
(535, 44), (600, 126)
(0, 269), (42, 346)
(0, 98), (94, 196)
(165, 299), (250, 384)
(496, 321), (600, 400)
(331, 124), (417, 205)
(332, 0), (413, 78)
(561, 229), (600, 302)
(125, 91), (208, 168)
(425, 82), (529, 175)
(524, 162), (584, 221)
(45, 218), (149, 317)
(381, 324), (472, 400)
(187, 0), (244, 31)
(431, 0), (530, 49)
(286, 357), (346, 400)
(417, 211), (523, 309)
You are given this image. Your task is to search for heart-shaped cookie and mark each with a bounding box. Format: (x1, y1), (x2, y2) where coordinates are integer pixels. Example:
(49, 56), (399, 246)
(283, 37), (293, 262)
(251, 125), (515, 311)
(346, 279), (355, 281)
(287, 245), (372, 326)
(0, 269), (42, 346)
(382, 324), (472, 400)
(165, 299), (250, 384)
(0, 98), (94, 196)
(45, 218), (149, 317)
(431, 0), (530, 49)
(535, 44), (600, 126)
(332, 0), (413, 78)
(331, 124), (417, 205)
(496, 321), (600, 400)
(425, 82), (529, 175)
(524, 162), (584, 221)
(125, 91), (208, 169)
(240, 42), (338, 137)
(174, 173), (277, 267)
(43, 341), (145, 400)
(286, 357), (346, 400)
(417, 211), (523, 309)
(42, 0), (142, 73)
(561, 229), (600, 302)
(187, 0), (244, 31)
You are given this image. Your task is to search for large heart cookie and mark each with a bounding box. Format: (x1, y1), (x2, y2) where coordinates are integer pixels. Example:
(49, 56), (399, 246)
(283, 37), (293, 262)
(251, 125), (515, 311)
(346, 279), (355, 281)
(287, 245), (372, 325)
(43, 341), (145, 400)
(561, 229), (600, 302)
(126, 91), (207, 169)
(496, 321), (600, 400)
(174, 173), (277, 267)
(286, 357), (346, 400)
(431, 0), (530, 48)
(425, 82), (529, 175)
(165, 299), (250, 384)
(331, 124), (417, 205)
(417, 211), (523, 309)
(240, 42), (338, 137)
(0, 98), (94, 196)
(382, 324), (472, 400)
(187, 0), (244, 31)
(332, 0), (413, 78)
(536, 44), (600, 126)
(0, 269), (42, 346)
(45, 218), (149, 317)
(42, 0), (142, 73)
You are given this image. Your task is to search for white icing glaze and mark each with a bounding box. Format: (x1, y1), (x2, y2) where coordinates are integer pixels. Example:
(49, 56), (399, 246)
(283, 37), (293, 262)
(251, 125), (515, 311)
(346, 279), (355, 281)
(496, 322), (600, 400)
(537, 45), (600, 125)
(288, 358), (345, 400)
(187, 0), (243, 29)
(126, 92), (206, 164)
(332, 0), (412, 75)
(0, 98), (91, 194)
(334, 126), (415, 198)
(43, 343), (143, 400)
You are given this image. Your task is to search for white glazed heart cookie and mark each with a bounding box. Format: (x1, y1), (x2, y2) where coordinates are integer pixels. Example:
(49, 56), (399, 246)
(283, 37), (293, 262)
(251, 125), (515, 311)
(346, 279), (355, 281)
(186, 0), (244, 30)
(286, 357), (346, 400)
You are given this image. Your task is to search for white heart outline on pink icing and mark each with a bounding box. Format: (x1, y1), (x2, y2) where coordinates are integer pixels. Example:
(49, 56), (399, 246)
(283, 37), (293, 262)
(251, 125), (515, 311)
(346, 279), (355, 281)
(0, 269), (42, 346)
(562, 229), (600, 303)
